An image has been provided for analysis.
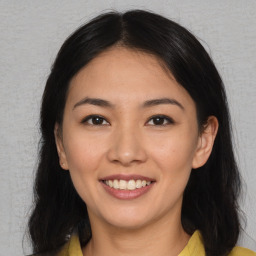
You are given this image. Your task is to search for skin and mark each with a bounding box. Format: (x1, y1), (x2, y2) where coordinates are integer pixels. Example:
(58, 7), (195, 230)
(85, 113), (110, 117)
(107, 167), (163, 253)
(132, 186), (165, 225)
(55, 47), (218, 256)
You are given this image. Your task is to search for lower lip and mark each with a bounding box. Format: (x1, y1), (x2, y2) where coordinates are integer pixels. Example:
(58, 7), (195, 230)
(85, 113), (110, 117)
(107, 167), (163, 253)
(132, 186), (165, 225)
(101, 182), (154, 200)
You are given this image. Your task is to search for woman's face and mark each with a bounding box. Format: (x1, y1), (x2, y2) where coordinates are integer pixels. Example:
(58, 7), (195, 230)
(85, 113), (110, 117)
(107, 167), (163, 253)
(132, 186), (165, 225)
(55, 47), (216, 230)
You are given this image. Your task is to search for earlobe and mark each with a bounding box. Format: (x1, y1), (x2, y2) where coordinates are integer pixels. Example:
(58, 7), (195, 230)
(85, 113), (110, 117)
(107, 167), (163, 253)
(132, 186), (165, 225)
(192, 116), (219, 169)
(54, 123), (69, 170)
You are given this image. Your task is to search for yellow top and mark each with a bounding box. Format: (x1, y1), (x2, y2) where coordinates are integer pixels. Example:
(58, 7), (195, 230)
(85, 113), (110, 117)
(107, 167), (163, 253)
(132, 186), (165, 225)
(57, 230), (256, 256)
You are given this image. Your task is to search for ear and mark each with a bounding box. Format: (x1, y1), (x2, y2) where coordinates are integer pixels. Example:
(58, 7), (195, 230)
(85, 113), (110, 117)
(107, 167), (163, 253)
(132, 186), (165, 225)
(192, 116), (219, 169)
(54, 123), (69, 170)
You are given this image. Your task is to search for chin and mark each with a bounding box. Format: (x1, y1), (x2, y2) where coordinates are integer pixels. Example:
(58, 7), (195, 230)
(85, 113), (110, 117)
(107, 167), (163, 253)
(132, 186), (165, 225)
(100, 208), (158, 231)
(107, 217), (150, 230)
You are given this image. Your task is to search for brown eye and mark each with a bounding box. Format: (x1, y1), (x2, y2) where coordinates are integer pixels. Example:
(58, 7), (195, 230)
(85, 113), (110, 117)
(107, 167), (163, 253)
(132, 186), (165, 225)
(82, 115), (109, 125)
(147, 115), (174, 126)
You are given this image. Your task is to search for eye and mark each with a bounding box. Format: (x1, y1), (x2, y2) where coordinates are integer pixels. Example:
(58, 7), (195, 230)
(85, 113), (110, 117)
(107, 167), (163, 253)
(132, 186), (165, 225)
(146, 115), (174, 126)
(82, 115), (109, 125)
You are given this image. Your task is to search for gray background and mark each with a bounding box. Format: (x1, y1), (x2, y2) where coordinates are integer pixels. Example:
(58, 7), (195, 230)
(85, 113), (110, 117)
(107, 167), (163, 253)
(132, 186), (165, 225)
(0, 0), (255, 255)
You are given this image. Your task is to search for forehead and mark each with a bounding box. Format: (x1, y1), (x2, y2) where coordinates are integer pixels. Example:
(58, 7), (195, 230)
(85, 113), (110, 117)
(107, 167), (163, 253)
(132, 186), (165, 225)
(67, 47), (195, 110)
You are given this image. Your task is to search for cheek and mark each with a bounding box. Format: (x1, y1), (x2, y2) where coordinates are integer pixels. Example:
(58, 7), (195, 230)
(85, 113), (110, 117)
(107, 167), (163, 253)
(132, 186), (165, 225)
(150, 134), (196, 203)
(148, 131), (198, 174)
(63, 133), (107, 206)
(64, 130), (107, 172)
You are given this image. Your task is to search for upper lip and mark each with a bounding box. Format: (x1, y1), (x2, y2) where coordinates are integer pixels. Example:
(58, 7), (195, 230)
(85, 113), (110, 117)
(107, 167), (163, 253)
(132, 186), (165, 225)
(100, 174), (155, 182)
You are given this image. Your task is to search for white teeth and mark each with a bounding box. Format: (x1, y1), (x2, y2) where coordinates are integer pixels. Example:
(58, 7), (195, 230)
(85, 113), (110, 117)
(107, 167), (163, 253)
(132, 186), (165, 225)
(104, 179), (152, 190)
(127, 180), (136, 190)
(119, 180), (127, 190)
(136, 180), (142, 188)
(113, 179), (119, 189)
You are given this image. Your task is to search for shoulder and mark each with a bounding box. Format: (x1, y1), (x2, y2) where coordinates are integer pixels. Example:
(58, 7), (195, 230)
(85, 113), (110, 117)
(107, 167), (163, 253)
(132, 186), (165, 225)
(229, 246), (256, 256)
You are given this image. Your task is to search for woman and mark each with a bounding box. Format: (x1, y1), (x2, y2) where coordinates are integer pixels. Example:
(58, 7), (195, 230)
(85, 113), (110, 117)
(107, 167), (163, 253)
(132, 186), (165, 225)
(28, 10), (256, 256)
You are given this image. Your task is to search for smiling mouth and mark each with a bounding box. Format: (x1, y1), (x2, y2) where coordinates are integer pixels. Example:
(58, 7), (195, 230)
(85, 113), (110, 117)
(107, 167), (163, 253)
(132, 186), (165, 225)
(102, 179), (153, 190)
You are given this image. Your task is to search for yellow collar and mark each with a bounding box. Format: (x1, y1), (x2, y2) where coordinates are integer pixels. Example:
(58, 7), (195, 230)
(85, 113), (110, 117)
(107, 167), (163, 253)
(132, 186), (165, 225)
(178, 230), (205, 255)
(57, 230), (255, 256)
(58, 230), (204, 256)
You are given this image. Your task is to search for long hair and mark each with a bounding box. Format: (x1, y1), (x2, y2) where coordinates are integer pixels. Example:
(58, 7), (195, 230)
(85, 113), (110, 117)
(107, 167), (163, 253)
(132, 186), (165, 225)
(28, 10), (241, 256)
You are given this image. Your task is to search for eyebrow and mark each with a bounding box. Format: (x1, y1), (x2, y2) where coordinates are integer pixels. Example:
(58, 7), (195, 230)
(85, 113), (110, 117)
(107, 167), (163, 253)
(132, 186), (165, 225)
(73, 97), (114, 109)
(73, 97), (184, 110)
(142, 98), (184, 110)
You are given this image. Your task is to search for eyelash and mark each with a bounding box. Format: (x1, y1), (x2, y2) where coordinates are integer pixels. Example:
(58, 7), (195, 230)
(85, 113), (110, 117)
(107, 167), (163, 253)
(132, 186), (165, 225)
(81, 115), (109, 125)
(146, 115), (174, 126)
(81, 115), (174, 126)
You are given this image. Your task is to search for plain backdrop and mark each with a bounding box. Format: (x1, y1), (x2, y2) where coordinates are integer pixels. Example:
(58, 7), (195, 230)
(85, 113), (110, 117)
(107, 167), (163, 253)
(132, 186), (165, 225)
(0, 0), (255, 255)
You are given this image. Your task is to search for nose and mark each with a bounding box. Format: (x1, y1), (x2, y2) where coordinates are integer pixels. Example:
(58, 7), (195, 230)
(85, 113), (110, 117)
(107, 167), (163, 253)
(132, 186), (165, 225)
(107, 125), (147, 166)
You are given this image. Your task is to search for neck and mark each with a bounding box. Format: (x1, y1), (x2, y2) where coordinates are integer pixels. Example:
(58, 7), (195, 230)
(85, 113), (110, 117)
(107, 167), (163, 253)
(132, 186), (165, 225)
(83, 212), (190, 256)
